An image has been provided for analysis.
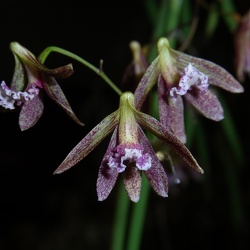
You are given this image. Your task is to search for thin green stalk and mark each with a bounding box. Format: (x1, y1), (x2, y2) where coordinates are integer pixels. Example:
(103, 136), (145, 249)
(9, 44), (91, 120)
(111, 180), (130, 250)
(38, 46), (122, 96)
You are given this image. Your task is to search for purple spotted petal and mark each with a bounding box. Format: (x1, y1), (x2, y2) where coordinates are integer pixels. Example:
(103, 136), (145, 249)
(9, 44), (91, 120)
(19, 93), (44, 131)
(42, 75), (84, 126)
(53, 111), (119, 174)
(185, 88), (224, 121)
(158, 77), (186, 143)
(97, 127), (119, 201)
(135, 111), (203, 174)
(137, 126), (168, 197)
(123, 163), (142, 202)
(134, 57), (160, 110)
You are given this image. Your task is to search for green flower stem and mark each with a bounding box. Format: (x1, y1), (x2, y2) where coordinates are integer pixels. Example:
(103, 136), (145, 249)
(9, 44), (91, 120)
(111, 180), (130, 250)
(38, 46), (123, 96)
(126, 175), (150, 250)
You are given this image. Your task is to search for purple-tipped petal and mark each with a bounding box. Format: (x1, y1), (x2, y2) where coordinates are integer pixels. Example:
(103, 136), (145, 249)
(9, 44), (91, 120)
(123, 164), (142, 202)
(173, 49), (244, 93)
(53, 112), (119, 174)
(185, 89), (224, 121)
(158, 77), (186, 143)
(19, 94), (44, 131)
(97, 127), (119, 201)
(135, 111), (204, 174)
(138, 126), (168, 197)
(43, 75), (84, 126)
(97, 166), (119, 201)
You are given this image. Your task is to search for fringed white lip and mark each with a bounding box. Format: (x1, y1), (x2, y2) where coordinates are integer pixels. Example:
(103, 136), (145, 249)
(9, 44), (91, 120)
(0, 81), (40, 109)
(170, 63), (209, 97)
(108, 145), (152, 173)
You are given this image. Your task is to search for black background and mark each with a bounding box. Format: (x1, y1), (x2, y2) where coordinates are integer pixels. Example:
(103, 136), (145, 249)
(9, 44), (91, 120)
(0, 0), (250, 249)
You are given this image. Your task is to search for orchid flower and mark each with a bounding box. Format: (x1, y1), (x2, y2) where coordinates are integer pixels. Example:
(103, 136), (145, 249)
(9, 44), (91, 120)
(53, 91), (203, 202)
(134, 37), (244, 143)
(0, 42), (84, 130)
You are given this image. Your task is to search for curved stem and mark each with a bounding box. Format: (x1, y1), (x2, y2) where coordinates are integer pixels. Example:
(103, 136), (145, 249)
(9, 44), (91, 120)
(38, 46), (123, 96)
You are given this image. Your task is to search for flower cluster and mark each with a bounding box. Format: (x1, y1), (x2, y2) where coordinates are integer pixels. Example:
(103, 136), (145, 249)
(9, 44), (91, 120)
(1, 38), (244, 202)
(0, 42), (84, 130)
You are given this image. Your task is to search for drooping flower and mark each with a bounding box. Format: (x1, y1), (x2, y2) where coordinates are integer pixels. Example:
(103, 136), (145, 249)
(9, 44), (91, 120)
(135, 37), (244, 143)
(53, 91), (203, 202)
(234, 9), (250, 82)
(0, 42), (84, 130)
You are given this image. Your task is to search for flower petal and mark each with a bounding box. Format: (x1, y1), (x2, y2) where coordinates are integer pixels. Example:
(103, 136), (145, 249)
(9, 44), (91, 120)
(158, 77), (186, 143)
(173, 49), (244, 93)
(97, 127), (119, 201)
(10, 53), (26, 92)
(134, 56), (160, 110)
(137, 126), (168, 197)
(123, 163), (142, 202)
(19, 94), (44, 131)
(53, 111), (119, 174)
(42, 75), (84, 126)
(185, 89), (224, 121)
(43, 64), (74, 79)
(135, 111), (204, 174)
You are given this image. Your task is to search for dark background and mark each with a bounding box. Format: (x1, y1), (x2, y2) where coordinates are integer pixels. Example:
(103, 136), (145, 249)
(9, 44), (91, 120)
(0, 0), (249, 249)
